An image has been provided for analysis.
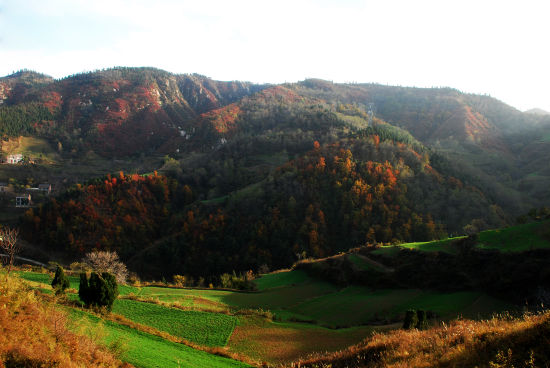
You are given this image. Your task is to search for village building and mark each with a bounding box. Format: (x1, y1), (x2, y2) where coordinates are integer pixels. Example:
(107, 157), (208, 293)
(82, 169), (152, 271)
(6, 154), (23, 164)
(0, 182), (9, 192)
(15, 194), (32, 207)
(38, 183), (52, 195)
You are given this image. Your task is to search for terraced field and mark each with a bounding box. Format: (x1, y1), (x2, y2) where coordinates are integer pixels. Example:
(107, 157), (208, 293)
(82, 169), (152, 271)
(18, 261), (517, 366)
(112, 299), (237, 346)
(69, 309), (249, 368)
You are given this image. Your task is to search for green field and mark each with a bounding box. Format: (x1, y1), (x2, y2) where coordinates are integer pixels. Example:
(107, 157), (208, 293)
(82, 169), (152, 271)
(371, 221), (550, 255)
(134, 278), (339, 312)
(1, 136), (60, 164)
(20, 269), (512, 328)
(373, 236), (465, 256)
(254, 270), (310, 291)
(17, 271), (139, 295)
(476, 221), (550, 252)
(17, 262), (519, 366)
(282, 287), (512, 327)
(68, 309), (250, 368)
(348, 254), (374, 270)
(112, 299), (237, 346)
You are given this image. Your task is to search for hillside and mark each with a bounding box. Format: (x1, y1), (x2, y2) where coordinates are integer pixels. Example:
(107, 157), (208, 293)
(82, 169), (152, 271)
(20, 123), (507, 280)
(0, 271), (129, 367)
(0, 68), (265, 156)
(294, 220), (550, 305)
(293, 310), (550, 368)
(1, 67), (549, 281)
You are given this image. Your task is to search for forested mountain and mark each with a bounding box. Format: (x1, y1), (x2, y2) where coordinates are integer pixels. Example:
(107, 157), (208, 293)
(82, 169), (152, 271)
(0, 67), (265, 156)
(1, 67), (549, 279)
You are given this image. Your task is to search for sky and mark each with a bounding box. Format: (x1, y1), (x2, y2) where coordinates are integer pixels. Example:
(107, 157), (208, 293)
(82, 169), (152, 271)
(0, 0), (549, 112)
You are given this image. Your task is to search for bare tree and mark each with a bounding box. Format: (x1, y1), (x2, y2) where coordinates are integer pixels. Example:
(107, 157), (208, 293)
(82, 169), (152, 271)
(0, 227), (19, 275)
(82, 251), (128, 284)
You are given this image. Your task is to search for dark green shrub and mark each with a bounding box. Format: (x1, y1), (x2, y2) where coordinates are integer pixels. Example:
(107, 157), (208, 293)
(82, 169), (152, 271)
(415, 310), (428, 330)
(403, 310), (418, 329)
(78, 271), (118, 311)
(79, 272), (91, 305)
(51, 266), (70, 295)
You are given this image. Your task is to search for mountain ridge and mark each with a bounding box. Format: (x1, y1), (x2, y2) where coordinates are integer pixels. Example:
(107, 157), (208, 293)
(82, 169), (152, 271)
(1, 67), (549, 279)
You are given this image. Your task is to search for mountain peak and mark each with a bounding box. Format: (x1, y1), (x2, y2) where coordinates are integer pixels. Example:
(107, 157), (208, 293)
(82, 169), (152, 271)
(2, 69), (53, 83)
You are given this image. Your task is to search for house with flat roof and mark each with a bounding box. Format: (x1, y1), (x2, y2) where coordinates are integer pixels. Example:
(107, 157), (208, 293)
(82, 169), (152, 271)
(16, 194), (32, 207)
(7, 154), (23, 164)
(38, 183), (52, 194)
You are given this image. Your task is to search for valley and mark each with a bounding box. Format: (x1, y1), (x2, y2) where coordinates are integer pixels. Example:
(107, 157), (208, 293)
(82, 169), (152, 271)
(1, 67), (550, 367)
(11, 219), (549, 366)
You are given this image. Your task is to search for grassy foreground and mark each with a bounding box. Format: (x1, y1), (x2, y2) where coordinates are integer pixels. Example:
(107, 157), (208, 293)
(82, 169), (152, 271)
(0, 271), (127, 367)
(293, 310), (550, 367)
(15, 259), (518, 366)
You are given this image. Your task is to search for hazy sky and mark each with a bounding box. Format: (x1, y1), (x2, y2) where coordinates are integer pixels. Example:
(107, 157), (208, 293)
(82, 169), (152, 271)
(1, 0), (549, 111)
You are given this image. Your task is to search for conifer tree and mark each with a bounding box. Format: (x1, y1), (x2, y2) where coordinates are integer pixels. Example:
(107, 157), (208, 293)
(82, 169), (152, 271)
(403, 310), (418, 329)
(78, 272), (118, 311)
(51, 266), (70, 295)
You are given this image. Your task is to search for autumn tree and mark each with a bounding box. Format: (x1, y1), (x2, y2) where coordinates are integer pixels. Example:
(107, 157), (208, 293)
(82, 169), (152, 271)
(0, 227), (19, 275)
(82, 251), (128, 284)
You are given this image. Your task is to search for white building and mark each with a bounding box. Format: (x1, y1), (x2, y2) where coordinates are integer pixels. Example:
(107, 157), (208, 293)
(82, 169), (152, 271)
(7, 154), (23, 164)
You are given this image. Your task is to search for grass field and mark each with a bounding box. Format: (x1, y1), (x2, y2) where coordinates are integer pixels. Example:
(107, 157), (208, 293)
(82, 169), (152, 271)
(16, 266), (520, 366)
(20, 269), (513, 327)
(476, 221), (550, 252)
(112, 299), (237, 347)
(68, 308), (250, 368)
(372, 236), (465, 256)
(227, 315), (386, 365)
(134, 278), (339, 313)
(17, 271), (140, 295)
(254, 270), (310, 291)
(347, 254), (390, 272)
(284, 287), (512, 327)
(348, 254), (374, 270)
(371, 221), (550, 255)
(1, 136), (60, 164)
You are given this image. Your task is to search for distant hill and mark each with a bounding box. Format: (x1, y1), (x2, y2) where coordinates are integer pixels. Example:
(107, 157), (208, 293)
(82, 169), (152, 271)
(525, 107), (550, 116)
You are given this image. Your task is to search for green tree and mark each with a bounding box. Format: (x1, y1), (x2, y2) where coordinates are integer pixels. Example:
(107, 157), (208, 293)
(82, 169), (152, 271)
(415, 310), (428, 330)
(78, 272), (119, 311)
(403, 310), (418, 329)
(51, 266), (70, 295)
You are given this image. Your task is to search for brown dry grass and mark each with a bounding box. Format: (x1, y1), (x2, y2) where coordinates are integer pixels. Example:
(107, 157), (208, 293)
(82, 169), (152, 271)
(291, 311), (550, 367)
(0, 271), (131, 368)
